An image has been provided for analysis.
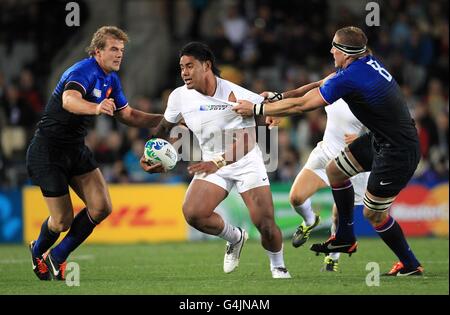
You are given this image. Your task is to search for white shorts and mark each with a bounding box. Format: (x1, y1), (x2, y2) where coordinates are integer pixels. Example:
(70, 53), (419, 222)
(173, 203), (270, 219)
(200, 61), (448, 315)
(303, 141), (369, 205)
(193, 146), (269, 194)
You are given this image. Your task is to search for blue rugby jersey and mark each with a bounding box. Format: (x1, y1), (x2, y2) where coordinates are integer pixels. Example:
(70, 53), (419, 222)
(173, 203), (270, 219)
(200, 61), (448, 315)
(319, 55), (418, 148)
(37, 57), (128, 144)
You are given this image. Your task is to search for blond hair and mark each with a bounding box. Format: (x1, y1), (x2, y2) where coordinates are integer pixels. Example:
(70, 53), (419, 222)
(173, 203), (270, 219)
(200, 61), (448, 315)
(335, 26), (367, 47)
(86, 26), (129, 56)
(335, 26), (372, 57)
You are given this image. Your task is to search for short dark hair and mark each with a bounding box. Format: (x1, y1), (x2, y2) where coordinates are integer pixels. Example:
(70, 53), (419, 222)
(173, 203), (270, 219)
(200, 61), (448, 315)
(179, 42), (221, 76)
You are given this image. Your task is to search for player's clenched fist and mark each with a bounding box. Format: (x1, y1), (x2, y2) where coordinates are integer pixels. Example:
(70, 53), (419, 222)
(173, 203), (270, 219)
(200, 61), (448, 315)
(96, 98), (116, 116)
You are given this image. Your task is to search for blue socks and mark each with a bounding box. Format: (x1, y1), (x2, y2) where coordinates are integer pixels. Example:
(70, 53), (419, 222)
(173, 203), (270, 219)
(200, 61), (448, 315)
(375, 215), (420, 269)
(33, 217), (60, 257)
(331, 180), (356, 241)
(51, 208), (98, 264)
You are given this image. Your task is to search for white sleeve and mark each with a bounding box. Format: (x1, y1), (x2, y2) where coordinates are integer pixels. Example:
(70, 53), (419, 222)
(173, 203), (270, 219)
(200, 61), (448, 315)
(164, 90), (182, 123)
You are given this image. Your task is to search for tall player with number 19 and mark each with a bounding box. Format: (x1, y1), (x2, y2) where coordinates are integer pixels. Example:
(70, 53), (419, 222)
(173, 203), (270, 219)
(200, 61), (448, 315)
(234, 26), (423, 276)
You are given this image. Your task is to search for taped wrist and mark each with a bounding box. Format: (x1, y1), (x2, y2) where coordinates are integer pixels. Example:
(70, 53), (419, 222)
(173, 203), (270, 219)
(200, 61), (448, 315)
(267, 92), (283, 101)
(253, 102), (265, 116)
(211, 156), (227, 169)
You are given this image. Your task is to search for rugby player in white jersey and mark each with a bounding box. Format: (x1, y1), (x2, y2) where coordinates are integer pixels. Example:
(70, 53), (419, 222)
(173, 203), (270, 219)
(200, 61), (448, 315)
(140, 42), (290, 279)
(263, 85), (369, 271)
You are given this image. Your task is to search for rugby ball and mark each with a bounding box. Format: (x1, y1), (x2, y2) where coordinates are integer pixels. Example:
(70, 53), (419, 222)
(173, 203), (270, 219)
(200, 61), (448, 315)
(144, 138), (178, 170)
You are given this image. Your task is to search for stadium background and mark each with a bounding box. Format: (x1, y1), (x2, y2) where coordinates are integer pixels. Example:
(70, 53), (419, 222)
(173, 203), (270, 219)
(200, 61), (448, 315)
(0, 0), (448, 295)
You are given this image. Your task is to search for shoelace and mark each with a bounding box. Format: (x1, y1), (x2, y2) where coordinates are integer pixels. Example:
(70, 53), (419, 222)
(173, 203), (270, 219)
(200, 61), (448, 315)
(328, 261), (338, 271)
(226, 244), (233, 255)
(303, 227), (313, 238)
(273, 267), (288, 273)
(37, 258), (49, 274)
(226, 232), (244, 255)
(388, 262), (404, 274)
(296, 225), (304, 234)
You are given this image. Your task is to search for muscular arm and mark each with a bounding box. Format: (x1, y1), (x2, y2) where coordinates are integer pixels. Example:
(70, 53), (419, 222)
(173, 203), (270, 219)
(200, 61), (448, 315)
(282, 81), (321, 99)
(262, 88), (327, 117)
(62, 90), (103, 115)
(150, 117), (178, 140)
(276, 72), (336, 99)
(235, 73), (334, 117)
(115, 106), (163, 128)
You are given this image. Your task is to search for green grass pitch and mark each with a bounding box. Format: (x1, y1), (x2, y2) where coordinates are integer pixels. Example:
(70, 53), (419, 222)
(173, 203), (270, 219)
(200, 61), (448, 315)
(0, 237), (447, 295)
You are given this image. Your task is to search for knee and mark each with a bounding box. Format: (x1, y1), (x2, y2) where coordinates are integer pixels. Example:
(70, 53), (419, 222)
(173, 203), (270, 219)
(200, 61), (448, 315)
(50, 217), (73, 233)
(182, 203), (201, 228)
(184, 213), (200, 228)
(289, 191), (307, 208)
(363, 207), (387, 226)
(89, 200), (112, 222)
(255, 219), (277, 240)
(325, 162), (338, 184)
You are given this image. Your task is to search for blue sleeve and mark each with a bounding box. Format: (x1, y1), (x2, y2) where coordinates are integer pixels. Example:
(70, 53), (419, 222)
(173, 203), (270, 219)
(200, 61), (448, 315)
(111, 74), (128, 110)
(65, 70), (92, 95)
(319, 71), (353, 104)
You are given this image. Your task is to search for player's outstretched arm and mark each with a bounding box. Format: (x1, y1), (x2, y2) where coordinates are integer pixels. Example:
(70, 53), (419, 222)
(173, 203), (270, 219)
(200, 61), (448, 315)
(260, 72), (335, 102)
(233, 88), (327, 117)
(267, 88), (327, 116)
(115, 106), (163, 128)
(62, 90), (116, 116)
(281, 81), (322, 99)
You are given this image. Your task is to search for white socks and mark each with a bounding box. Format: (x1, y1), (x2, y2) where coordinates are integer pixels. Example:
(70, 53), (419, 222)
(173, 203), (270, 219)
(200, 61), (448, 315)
(331, 219), (337, 236)
(329, 215), (340, 260)
(218, 221), (241, 244)
(266, 245), (285, 269)
(293, 198), (316, 226)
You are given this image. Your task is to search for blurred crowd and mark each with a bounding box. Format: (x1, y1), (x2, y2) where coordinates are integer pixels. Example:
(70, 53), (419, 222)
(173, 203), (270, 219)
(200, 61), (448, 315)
(0, 0), (448, 189)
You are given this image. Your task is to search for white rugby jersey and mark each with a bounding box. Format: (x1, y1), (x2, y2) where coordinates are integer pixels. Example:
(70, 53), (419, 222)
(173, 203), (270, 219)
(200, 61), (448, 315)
(322, 98), (365, 157)
(164, 77), (264, 160)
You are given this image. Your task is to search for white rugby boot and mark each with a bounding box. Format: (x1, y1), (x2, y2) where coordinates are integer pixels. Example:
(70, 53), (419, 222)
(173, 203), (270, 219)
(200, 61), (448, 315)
(271, 266), (291, 279)
(223, 228), (248, 273)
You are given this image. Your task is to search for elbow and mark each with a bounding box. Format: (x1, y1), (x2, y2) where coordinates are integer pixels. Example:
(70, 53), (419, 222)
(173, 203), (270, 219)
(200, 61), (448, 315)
(152, 115), (164, 128)
(62, 95), (71, 111)
(117, 108), (132, 125)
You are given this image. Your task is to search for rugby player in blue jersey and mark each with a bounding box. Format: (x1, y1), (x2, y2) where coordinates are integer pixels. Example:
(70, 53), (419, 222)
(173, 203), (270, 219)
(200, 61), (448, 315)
(26, 26), (163, 280)
(234, 26), (423, 276)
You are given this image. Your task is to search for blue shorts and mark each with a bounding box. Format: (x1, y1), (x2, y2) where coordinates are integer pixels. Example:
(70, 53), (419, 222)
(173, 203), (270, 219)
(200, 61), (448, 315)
(348, 133), (420, 198)
(26, 135), (98, 197)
